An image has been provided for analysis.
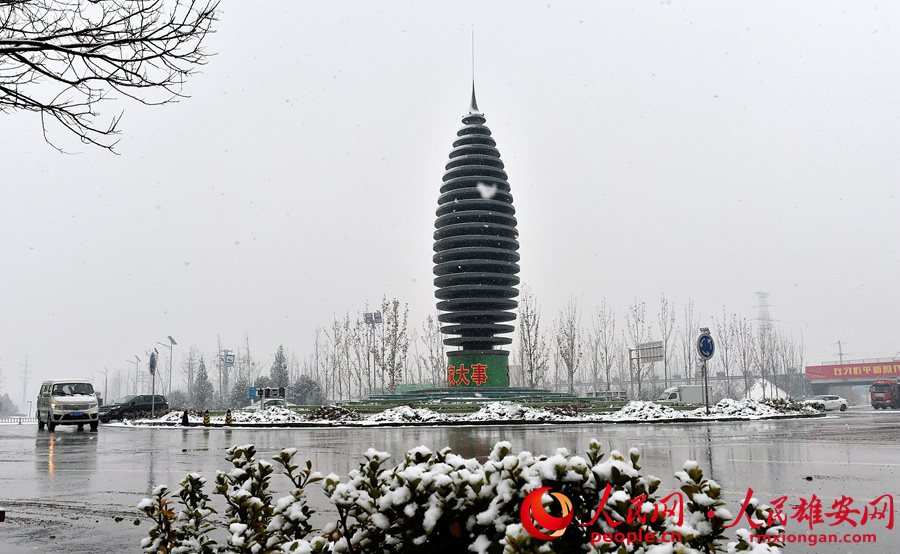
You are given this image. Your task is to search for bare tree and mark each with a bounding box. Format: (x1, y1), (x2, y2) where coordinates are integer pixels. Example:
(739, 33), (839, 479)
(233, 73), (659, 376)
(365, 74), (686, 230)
(679, 300), (697, 383)
(795, 332), (806, 397)
(517, 285), (550, 388)
(420, 313), (445, 387)
(756, 323), (775, 397)
(554, 299), (583, 394)
(657, 294), (676, 388)
(733, 317), (756, 397)
(776, 328), (802, 398)
(348, 314), (368, 398)
(373, 297), (409, 391)
(713, 308), (736, 398)
(588, 300), (617, 393)
(181, 346), (198, 399)
(625, 301), (652, 398)
(0, 0), (218, 151)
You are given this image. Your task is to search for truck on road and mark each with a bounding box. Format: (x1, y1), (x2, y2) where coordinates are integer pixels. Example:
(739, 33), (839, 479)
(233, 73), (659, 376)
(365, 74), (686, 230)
(657, 385), (704, 404)
(869, 379), (900, 409)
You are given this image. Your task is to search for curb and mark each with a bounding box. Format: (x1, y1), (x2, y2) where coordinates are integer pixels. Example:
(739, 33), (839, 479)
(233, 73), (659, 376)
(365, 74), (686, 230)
(129, 411), (825, 429)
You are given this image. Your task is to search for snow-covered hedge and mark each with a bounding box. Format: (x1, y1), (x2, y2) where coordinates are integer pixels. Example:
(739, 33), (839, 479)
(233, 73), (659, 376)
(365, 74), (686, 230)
(139, 441), (784, 553)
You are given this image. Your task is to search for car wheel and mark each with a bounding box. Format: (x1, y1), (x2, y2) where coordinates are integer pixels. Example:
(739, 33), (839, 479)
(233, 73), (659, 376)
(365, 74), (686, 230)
(840, 404), (847, 412)
(37, 414), (45, 430)
(48, 420), (56, 432)
(815, 403), (825, 411)
(90, 421), (98, 432)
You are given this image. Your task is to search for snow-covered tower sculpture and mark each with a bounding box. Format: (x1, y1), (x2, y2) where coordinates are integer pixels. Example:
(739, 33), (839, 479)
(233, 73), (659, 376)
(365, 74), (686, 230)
(434, 86), (519, 388)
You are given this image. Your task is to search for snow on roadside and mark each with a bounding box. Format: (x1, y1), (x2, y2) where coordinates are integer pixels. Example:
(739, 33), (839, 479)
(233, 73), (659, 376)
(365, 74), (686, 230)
(366, 405), (443, 423)
(599, 401), (682, 421)
(687, 398), (780, 419)
(130, 398), (813, 427)
(466, 401), (567, 421)
(230, 406), (305, 424)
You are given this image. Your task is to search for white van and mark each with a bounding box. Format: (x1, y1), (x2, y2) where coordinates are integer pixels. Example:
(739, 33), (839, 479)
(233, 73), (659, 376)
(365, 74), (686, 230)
(36, 379), (100, 431)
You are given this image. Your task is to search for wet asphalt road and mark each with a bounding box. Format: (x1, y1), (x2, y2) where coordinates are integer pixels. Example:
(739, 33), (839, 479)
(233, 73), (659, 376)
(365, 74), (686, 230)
(1, 408), (898, 553)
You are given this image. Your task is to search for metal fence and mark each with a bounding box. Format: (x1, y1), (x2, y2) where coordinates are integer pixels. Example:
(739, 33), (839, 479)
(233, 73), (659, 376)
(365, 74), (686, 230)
(0, 417), (37, 424)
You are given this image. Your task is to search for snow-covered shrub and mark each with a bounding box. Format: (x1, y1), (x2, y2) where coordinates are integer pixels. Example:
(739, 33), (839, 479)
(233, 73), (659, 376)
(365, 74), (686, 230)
(139, 485), (178, 553)
(759, 397), (816, 415)
(173, 473), (218, 554)
(140, 441), (784, 553)
(214, 444), (278, 552)
(306, 405), (362, 421)
(366, 405), (442, 423)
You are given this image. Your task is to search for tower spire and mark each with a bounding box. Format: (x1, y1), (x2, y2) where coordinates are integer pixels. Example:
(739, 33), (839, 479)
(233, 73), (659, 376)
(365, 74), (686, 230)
(468, 30), (481, 115)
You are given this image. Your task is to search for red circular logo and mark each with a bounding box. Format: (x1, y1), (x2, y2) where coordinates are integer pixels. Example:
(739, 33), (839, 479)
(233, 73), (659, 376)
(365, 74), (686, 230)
(520, 487), (574, 540)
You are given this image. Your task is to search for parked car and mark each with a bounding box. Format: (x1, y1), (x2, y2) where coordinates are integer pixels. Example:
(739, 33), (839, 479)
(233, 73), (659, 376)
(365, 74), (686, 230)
(803, 394), (848, 412)
(99, 394), (168, 422)
(36, 379), (100, 432)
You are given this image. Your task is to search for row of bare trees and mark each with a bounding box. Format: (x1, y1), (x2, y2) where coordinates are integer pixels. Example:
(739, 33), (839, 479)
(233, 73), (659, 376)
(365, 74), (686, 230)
(103, 289), (805, 404)
(513, 288), (807, 401)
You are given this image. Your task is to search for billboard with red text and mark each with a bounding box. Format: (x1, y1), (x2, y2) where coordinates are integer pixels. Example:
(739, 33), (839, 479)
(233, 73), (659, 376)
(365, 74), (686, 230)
(805, 361), (900, 381)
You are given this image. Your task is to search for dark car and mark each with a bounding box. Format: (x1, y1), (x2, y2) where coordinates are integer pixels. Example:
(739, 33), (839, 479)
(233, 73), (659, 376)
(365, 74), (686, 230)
(99, 394), (168, 422)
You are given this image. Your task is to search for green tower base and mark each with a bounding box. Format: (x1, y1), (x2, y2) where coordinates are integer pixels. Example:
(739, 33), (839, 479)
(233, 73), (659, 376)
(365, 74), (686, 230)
(446, 351), (509, 388)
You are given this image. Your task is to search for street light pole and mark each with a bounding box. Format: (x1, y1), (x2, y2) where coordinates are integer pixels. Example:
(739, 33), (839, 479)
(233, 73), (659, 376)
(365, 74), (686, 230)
(126, 356), (141, 395)
(363, 312), (382, 398)
(101, 367), (109, 404)
(156, 336), (177, 395)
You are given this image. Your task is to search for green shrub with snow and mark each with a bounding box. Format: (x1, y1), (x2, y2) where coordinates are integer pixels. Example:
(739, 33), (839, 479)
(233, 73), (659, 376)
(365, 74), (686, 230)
(140, 441), (783, 553)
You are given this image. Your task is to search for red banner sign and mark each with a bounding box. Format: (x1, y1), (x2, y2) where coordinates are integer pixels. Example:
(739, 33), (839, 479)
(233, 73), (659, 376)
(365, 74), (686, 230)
(805, 361), (900, 380)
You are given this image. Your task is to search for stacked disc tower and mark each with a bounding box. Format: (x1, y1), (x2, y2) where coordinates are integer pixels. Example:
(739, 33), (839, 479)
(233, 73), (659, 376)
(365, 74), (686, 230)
(433, 87), (519, 387)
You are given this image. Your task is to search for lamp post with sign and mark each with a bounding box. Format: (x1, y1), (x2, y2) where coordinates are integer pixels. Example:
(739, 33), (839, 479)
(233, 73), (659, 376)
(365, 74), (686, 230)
(696, 327), (715, 415)
(219, 349), (235, 404)
(149, 348), (159, 416)
(363, 311), (382, 396)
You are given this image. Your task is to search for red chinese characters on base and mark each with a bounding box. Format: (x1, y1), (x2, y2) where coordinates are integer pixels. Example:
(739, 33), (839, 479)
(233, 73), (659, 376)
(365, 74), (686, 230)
(447, 363), (489, 386)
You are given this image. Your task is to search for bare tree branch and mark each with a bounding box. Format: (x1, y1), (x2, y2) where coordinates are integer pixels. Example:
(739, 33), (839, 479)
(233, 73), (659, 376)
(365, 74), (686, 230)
(1, 0), (218, 152)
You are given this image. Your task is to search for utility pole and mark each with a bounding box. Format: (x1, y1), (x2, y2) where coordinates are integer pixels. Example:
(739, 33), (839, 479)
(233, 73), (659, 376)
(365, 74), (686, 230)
(20, 355), (30, 414)
(126, 356), (141, 394)
(836, 341), (846, 365)
(100, 367), (110, 404)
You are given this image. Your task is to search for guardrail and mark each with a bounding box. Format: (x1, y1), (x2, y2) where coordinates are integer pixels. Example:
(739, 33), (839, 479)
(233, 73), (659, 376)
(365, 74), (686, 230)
(0, 417), (37, 424)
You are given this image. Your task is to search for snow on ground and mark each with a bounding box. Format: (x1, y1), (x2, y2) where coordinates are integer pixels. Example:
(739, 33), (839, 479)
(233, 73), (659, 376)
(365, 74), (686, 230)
(466, 401), (571, 421)
(366, 405), (443, 423)
(132, 398), (814, 427)
(156, 411), (204, 424)
(745, 380), (789, 400)
(230, 407), (305, 424)
(688, 398), (781, 418)
(599, 401), (682, 421)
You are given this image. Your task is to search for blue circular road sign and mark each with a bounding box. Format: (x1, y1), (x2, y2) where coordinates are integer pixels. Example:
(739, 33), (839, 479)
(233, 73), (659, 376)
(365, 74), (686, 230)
(697, 334), (715, 360)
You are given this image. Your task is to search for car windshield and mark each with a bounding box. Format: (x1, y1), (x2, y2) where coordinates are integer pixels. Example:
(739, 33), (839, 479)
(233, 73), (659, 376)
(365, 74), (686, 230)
(112, 395), (138, 404)
(51, 383), (94, 396)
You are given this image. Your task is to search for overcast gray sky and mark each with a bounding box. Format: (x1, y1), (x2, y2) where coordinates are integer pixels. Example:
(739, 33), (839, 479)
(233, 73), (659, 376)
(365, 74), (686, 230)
(2, 0), (898, 402)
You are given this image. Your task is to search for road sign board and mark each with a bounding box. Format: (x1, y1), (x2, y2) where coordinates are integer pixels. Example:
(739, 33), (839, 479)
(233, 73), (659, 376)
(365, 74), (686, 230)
(697, 334), (715, 360)
(249, 386), (257, 400)
(635, 341), (664, 363)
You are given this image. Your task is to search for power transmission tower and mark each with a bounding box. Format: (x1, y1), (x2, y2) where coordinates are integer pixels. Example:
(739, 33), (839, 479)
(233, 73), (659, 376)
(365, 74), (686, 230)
(20, 354), (30, 413)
